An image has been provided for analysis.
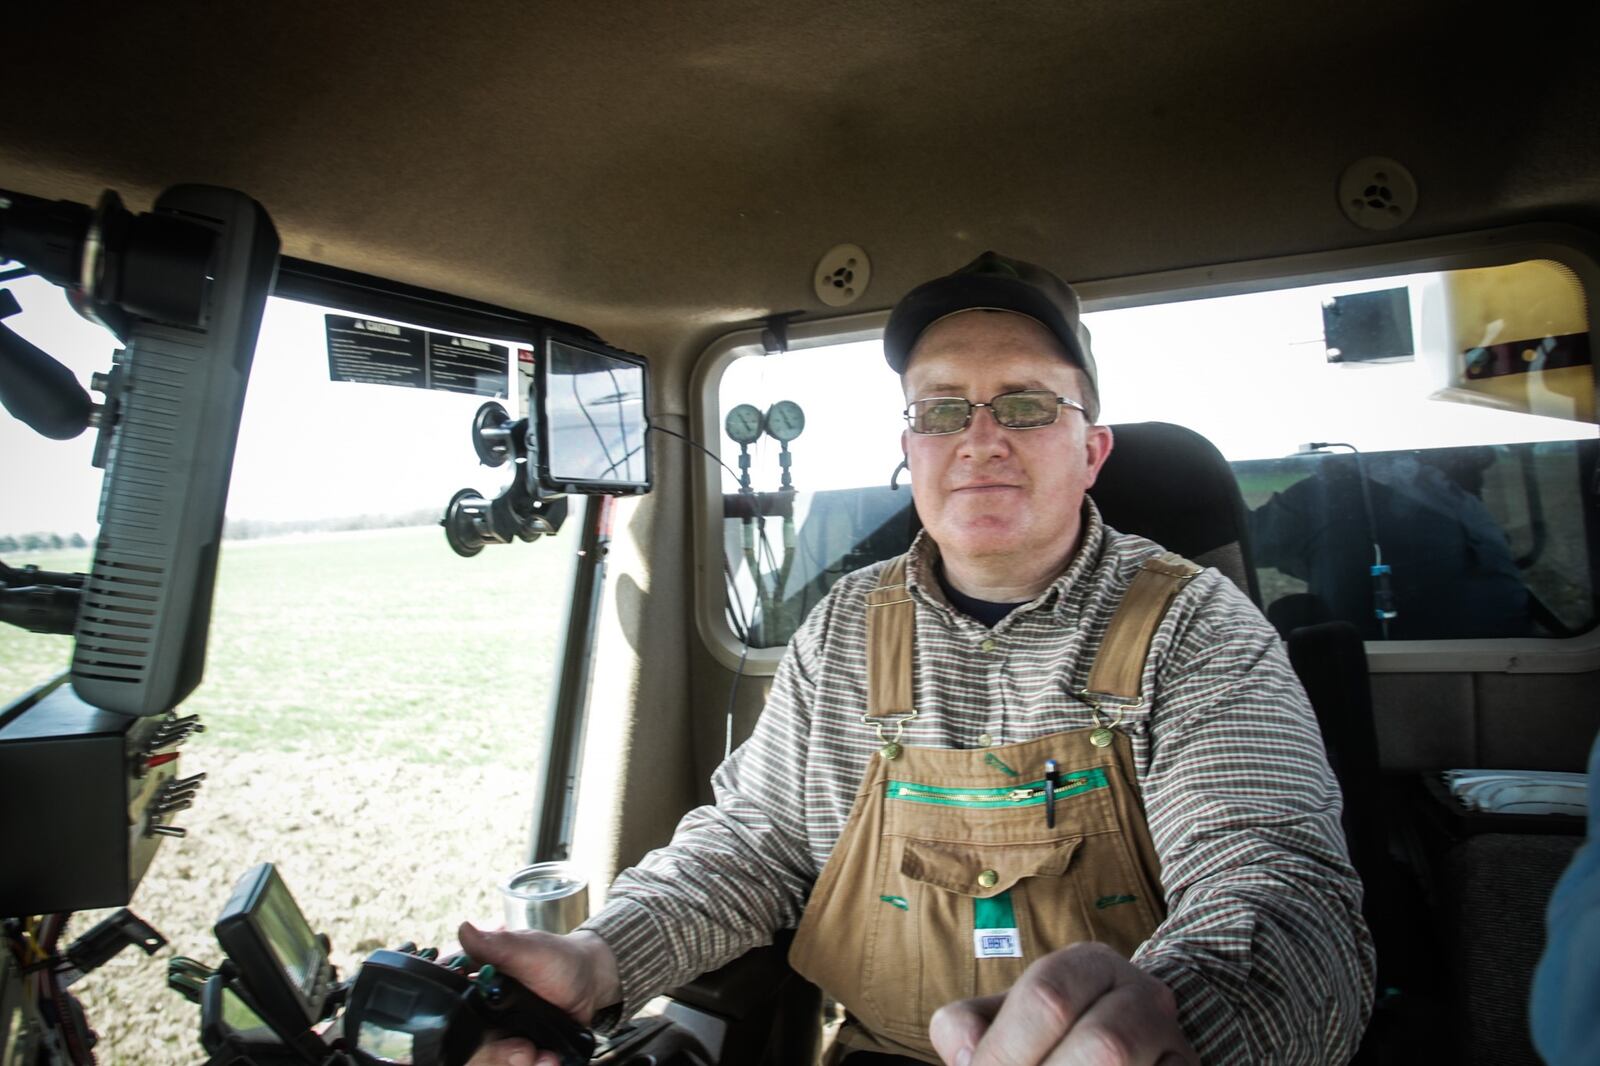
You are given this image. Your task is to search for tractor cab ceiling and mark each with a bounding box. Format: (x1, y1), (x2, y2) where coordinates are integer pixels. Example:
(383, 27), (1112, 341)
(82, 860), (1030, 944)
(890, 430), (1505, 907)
(4, 2), (1597, 377)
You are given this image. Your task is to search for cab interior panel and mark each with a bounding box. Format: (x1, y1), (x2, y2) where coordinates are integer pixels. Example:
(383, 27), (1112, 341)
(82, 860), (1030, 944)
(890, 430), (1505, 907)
(1, 2), (1598, 1065)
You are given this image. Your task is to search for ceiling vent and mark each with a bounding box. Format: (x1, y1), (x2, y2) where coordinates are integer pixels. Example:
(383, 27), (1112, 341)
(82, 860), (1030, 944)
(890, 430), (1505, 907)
(1338, 157), (1418, 231)
(813, 244), (870, 307)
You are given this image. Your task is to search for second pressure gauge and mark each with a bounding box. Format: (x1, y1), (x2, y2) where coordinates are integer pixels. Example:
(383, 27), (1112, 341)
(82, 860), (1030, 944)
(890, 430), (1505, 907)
(725, 403), (765, 444)
(765, 400), (806, 442)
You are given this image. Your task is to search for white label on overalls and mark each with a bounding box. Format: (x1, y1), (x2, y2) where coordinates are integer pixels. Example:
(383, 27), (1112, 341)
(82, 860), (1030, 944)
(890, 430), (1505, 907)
(973, 928), (1023, 958)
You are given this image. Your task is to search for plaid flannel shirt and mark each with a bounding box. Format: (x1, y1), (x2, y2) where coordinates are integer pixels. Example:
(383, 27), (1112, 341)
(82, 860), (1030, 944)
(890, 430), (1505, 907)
(582, 502), (1375, 1063)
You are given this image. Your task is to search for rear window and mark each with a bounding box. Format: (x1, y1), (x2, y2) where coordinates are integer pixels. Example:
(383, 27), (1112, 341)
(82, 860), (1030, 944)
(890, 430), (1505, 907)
(712, 256), (1597, 648)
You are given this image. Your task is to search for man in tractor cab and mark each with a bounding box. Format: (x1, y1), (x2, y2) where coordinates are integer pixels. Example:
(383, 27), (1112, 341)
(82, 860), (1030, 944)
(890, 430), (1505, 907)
(462, 252), (1375, 1066)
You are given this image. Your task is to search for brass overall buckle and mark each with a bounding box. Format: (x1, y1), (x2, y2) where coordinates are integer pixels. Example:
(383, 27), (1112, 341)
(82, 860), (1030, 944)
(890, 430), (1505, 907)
(862, 711), (917, 761)
(1077, 690), (1141, 748)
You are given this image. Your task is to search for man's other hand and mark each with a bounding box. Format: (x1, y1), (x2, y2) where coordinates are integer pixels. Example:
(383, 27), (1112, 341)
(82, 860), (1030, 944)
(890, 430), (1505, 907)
(459, 922), (620, 1066)
(929, 942), (1198, 1066)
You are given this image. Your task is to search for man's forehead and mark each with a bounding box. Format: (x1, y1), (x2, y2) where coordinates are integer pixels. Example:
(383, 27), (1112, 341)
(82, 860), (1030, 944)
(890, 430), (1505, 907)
(912, 308), (1058, 348)
(902, 311), (1078, 386)
(904, 309), (1073, 366)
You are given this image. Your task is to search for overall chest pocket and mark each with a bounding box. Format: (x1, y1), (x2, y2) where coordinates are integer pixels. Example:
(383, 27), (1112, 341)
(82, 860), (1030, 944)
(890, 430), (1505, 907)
(864, 834), (1085, 1039)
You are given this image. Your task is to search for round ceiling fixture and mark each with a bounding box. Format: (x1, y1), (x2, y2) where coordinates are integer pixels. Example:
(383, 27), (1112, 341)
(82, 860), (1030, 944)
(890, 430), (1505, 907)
(814, 243), (870, 307)
(1338, 157), (1418, 231)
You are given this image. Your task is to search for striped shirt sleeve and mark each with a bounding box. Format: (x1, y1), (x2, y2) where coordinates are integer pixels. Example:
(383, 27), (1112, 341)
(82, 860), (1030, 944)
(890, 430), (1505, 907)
(578, 588), (835, 1018)
(1132, 574), (1376, 1062)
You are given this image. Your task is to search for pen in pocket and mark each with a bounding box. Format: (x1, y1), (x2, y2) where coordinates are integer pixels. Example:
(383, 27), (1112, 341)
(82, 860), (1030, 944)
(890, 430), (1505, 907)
(1044, 758), (1059, 828)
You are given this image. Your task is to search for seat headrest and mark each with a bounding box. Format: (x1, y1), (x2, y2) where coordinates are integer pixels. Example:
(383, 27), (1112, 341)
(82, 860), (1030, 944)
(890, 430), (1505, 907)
(1090, 422), (1260, 604)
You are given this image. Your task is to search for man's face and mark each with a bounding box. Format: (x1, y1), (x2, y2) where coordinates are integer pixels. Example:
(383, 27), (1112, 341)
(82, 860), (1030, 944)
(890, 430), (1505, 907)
(901, 310), (1112, 574)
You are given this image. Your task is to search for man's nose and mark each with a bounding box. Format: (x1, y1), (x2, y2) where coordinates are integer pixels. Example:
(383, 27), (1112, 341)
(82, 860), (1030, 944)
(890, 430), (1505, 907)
(957, 406), (1013, 459)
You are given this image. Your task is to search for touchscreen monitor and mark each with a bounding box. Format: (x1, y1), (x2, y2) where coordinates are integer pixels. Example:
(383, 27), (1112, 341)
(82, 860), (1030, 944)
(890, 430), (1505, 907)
(214, 863), (331, 1041)
(536, 333), (651, 494)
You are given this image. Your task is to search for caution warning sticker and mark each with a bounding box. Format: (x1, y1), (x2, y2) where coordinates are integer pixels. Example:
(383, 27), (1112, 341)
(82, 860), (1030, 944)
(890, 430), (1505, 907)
(428, 333), (509, 397)
(325, 315), (509, 398)
(326, 316), (427, 388)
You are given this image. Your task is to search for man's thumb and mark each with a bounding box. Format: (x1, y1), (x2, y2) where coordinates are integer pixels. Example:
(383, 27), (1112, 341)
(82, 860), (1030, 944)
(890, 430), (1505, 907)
(457, 921), (505, 963)
(929, 993), (1002, 1065)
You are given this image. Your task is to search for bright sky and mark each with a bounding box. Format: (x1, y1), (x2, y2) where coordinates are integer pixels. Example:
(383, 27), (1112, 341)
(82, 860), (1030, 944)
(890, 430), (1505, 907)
(3, 276), (117, 538)
(2, 266), (1594, 538)
(719, 272), (1597, 496)
(2, 282), (520, 537)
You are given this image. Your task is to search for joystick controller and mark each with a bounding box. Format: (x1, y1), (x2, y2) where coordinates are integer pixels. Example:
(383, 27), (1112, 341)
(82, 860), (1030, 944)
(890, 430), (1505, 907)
(344, 948), (595, 1066)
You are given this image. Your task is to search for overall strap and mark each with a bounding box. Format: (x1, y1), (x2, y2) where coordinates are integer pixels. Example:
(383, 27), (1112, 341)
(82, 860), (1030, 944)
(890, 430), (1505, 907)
(865, 555), (915, 717)
(1084, 551), (1202, 701)
(867, 549), (1201, 715)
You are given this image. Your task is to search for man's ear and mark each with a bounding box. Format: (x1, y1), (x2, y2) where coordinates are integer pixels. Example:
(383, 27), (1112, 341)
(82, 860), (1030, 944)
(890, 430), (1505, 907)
(892, 430), (913, 490)
(1082, 424), (1115, 488)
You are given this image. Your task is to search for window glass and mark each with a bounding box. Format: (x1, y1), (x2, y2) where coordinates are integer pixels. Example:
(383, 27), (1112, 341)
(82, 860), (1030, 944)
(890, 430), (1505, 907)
(715, 259), (1597, 646)
(0, 275), (110, 618)
(716, 341), (907, 646)
(0, 279), (571, 1051)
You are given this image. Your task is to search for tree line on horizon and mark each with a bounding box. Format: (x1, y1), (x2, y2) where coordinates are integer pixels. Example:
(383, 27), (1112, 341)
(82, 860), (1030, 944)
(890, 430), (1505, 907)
(2, 508), (442, 552)
(0, 532), (90, 553)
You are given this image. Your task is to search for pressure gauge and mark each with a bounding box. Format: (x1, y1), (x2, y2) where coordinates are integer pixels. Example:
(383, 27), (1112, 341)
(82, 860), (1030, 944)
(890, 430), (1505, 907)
(725, 403), (765, 444)
(765, 400), (806, 442)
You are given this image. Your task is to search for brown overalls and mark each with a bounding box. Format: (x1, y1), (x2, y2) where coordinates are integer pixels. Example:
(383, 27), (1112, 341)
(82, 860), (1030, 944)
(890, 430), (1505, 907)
(789, 552), (1200, 1063)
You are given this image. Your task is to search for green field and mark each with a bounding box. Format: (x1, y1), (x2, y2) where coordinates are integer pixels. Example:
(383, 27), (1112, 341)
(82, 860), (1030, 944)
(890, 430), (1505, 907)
(2, 526), (585, 1058)
(1, 525), (575, 765)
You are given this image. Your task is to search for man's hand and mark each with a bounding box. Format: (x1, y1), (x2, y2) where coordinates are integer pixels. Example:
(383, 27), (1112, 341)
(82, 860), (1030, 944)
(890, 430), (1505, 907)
(928, 942), (1198, 1066)
(459, 922), (621, 1066)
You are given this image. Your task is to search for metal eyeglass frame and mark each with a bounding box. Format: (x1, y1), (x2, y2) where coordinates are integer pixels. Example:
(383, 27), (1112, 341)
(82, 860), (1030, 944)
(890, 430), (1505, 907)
(902, 390), (1088, 435)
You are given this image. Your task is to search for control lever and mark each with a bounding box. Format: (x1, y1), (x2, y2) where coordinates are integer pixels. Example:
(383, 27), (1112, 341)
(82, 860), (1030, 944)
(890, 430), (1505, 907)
(145, 770), (206, 838)
(168, 956), (216, 1004)
(344, 949), (595, 1066)
(150, 714), (206, 748)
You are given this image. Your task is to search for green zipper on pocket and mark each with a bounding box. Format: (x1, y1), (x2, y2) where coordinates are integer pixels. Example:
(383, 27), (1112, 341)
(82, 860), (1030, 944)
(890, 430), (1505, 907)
(886, 766), (1107, 808)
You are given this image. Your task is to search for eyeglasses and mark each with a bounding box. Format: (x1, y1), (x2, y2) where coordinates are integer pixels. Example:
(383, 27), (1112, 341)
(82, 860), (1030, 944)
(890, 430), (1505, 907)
(902, 389), (1088, 435)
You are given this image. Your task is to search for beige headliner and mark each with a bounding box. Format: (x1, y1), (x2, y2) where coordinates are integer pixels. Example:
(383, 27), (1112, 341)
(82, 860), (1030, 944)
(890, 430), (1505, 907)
(4, 2), (1597, 401)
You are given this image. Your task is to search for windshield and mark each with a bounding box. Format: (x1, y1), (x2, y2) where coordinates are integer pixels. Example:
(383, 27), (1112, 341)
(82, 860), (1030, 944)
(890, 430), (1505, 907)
(0, 273), (574, 1052)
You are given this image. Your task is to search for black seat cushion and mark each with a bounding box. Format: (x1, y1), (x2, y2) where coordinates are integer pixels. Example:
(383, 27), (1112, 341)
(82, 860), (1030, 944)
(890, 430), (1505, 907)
(1092, 421), (1261, 604)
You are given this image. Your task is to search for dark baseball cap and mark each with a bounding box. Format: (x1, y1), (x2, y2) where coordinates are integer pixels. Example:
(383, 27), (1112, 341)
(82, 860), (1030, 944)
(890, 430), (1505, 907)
(883, 251), (1098, 397)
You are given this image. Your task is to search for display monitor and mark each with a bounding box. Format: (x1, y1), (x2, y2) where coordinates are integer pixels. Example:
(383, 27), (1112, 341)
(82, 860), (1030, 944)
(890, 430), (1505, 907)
(199, 974), (288, 1061)
(214, 863), (331, 1044)
(535, 331), (651, 495)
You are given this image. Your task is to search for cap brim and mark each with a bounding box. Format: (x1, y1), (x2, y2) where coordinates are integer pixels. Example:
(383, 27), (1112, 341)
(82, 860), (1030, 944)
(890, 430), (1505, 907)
(883, 274), (1089, 376)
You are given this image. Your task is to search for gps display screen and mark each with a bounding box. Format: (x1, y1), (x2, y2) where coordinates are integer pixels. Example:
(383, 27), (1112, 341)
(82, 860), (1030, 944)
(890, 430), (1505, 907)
(543, 338), (648, 488)
(256, 872), (320, 997)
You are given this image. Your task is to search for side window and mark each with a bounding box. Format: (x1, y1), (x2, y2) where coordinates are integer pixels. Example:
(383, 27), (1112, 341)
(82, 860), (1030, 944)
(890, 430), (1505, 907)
(1090, 260), (1595, 641)
(0, 282), (573, 1047)
(716, 341), (906, 647)
(713, 257), (1597, 647)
